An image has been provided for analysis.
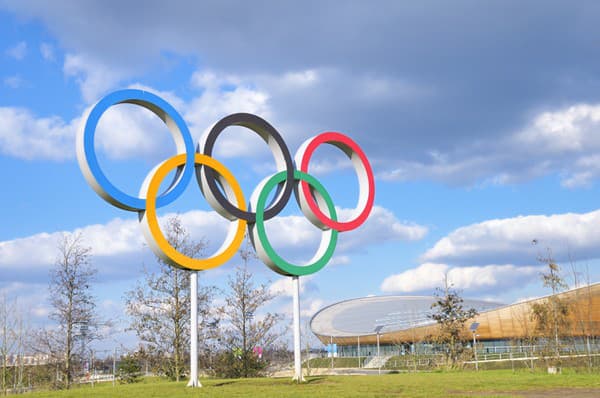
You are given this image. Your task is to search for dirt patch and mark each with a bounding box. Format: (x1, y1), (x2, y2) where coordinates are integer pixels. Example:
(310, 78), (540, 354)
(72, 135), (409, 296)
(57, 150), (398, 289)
(453, 388), (600, 397)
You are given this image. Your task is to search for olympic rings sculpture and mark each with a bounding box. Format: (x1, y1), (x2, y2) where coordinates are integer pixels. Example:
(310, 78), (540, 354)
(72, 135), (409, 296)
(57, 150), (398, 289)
(76, 89), (375, 276)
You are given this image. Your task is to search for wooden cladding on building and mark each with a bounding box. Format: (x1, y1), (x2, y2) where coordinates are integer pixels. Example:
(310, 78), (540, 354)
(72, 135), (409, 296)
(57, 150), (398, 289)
(314, 283), (600, 346)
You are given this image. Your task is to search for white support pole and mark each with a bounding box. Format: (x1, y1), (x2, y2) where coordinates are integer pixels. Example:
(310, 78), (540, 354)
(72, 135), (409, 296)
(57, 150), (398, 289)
(292, 276), (304, 382)
(187, 272), (201, 387)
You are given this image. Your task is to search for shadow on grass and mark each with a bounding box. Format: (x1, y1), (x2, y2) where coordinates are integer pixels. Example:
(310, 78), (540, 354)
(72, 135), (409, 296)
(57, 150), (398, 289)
(303, 376), (342, 386)
(212, 381), (237, 387)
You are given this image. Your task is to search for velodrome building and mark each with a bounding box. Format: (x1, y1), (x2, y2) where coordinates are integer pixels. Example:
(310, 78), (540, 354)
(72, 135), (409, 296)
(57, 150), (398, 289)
(310, 282), (600, 357)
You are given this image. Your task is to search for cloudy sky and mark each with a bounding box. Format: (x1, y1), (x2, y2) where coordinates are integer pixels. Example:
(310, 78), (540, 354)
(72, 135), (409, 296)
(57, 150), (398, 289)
(2, 1), (600, 349)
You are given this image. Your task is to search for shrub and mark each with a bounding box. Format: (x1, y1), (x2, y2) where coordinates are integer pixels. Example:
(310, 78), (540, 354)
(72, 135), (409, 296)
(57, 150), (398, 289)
(118, 354), (142, 384)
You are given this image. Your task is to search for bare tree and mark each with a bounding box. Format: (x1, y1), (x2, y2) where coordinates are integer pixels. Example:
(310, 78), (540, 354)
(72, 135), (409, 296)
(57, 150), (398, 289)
(125, 216), (213, 382)
(429, 276), (478, 369)
(582, 264), (596, 369)
(530, 250), (570, 362)
(407, 309), (424, 372)
(48, 233), (97, 389)
(30, 328), (64, 388)
(567, 256), (595, 370)
(511, 304), (537, 370)
(216, 243), (283, 378)
(302, 320), (319, 376)
(11, 306), (27, 394)
(0, 296), (17, 395)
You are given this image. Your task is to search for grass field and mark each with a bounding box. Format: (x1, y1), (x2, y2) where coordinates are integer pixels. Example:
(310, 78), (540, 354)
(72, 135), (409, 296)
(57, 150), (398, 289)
(24, 369), (600, 398)
(308, 357), (367, 368)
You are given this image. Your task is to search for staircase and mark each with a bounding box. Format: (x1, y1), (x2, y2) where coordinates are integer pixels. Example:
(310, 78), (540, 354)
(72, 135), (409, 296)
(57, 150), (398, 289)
(363, 355), (392, 369)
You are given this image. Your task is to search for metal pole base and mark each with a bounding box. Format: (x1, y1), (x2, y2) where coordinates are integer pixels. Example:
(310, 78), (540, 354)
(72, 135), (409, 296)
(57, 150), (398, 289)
(292, 374), (306, 382)
(186, 378), (202, 388)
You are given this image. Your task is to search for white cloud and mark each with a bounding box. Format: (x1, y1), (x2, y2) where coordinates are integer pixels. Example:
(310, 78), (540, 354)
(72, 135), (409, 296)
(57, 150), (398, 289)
(0, 203), (418, 284)
(3, 75), (24, 88)
(254, 205), (426, 265)
(91, 98), (178, 162)
(301, 298), (325, 318)
(0, 282), (50, 321)
(64, 53), (128, 103)
(58, 66), (600, 190)
(279, 70), (318, 88)
(0, 84), (184, 162)
(0, 75), (275, 163)
(0, 211), (242, 288)
(446, 264), (542, 292)
(40, 42), (55, 61)
(31, 305), (51, 319)
(381, 263), (448, 293)
(187, 67), (423, 162)
(0, 218), (143, 271)
(422, 209), (600, 266)
(379, 153), (507, 185)
(515, 104), (600, 188)
(515, 104), (600, 154)
(381, 103), (600, 187)
(0, 102), (173, 162)
(381, 207), (600, 296)
(5, 2), (600, 188)
(380, 263), (542, 294)
(187, 70), (272, 159)
(269, 275), (315, 298)
(337, 206), (428, 252)
(329, 255), (351, 266)
(0, 107), (78, 160)
(6, 41), (27, 60)
(274, 295), (326, 321)
(0, 67), (427, 174)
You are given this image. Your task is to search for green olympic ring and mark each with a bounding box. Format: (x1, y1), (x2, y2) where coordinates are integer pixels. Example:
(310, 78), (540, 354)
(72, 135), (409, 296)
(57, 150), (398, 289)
(250, 170), (338, 276)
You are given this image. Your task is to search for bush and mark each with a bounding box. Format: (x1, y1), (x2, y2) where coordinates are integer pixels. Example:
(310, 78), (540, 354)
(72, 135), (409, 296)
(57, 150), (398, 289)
(212, 351), (267, 378)
(117, 354), (142, 384)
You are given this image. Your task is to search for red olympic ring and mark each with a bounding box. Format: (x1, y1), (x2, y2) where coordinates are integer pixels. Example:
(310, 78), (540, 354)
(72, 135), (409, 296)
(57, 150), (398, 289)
(295, 132), (375, 232)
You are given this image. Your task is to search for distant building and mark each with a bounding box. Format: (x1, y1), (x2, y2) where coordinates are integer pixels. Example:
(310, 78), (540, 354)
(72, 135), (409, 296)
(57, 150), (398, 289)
(2, 353), (50, 367)
(310, 282), (600, 357)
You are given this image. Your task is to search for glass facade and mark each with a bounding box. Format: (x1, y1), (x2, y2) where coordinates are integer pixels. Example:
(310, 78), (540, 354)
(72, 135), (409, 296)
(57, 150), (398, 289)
(327, 338), (600, 358)
(311, 295), (503, 339)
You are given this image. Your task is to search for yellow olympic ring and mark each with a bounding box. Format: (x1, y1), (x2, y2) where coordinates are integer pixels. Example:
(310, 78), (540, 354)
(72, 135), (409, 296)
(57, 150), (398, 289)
(139, 153), (247, 270)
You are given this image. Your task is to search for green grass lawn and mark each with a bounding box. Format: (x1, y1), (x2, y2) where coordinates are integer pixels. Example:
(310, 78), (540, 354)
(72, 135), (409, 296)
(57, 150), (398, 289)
(25, 370), (600, 398)
(308, 356), (367, 368)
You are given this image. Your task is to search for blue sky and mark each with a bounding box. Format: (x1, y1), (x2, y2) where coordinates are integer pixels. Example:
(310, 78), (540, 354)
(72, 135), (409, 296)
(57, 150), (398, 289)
(2, 1), (600, 350)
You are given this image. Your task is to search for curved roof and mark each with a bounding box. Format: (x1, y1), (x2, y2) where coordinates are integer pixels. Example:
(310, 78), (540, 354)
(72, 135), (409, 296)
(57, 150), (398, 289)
(310, 295), (503, 338)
